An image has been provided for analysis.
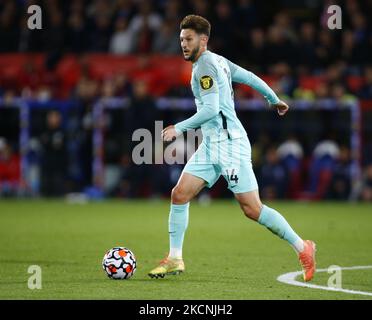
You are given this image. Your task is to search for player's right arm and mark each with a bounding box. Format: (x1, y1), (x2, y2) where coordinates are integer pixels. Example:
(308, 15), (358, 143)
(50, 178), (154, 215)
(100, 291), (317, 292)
(173, 60), (220, 134)
(162, 60), (220, 141)
(162, 91), (219, 141)
(162, 86), (220, 141)
(174, 91), (219, 134)
(226, 59), (289, 115)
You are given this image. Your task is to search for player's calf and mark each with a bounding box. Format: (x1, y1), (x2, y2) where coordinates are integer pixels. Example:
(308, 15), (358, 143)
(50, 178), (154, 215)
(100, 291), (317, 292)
(239, 202), (261, 221)
(235, 191), (262, 221)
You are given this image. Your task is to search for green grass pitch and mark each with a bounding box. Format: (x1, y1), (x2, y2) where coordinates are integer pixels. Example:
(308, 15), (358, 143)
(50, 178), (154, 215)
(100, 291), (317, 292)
(0, 199), (371, 300)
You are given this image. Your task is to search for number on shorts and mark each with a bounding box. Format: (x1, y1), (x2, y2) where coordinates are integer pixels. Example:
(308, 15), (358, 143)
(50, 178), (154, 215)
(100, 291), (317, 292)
(226, 169), (239, 183)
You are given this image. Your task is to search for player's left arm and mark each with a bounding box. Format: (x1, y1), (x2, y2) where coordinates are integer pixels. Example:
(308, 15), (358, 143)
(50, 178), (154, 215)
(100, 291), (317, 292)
(226, 59), (289, 116)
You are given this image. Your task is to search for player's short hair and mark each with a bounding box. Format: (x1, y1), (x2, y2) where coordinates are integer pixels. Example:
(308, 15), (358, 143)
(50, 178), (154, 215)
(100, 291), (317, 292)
(180, 15), (211, 37)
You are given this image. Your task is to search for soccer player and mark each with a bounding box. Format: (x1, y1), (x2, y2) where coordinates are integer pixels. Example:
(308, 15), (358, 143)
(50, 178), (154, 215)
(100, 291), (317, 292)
(148, 15), (316, 281)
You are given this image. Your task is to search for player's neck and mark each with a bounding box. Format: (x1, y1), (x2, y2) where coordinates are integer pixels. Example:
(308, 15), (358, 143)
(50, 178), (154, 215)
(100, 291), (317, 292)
(192, 47), (207, 63)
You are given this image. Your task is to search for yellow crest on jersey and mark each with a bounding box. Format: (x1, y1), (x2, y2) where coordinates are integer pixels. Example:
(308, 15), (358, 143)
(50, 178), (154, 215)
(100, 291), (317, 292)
(200, 75), (214, 90)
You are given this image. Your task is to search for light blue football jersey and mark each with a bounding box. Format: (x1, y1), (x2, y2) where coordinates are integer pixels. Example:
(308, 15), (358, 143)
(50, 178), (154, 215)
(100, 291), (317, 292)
(175, 50), (280, 142)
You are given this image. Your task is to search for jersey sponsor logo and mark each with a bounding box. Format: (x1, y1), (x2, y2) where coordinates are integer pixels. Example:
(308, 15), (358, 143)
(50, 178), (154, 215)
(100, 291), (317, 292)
(200, 75), (214, 90)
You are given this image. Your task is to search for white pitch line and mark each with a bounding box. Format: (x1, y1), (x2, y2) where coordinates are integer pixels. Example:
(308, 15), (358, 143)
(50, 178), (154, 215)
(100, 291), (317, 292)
(277, 265), (372, 297)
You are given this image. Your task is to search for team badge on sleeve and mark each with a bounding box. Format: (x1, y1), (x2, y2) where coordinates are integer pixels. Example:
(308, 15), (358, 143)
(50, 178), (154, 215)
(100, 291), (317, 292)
(200, 75), (214, 90)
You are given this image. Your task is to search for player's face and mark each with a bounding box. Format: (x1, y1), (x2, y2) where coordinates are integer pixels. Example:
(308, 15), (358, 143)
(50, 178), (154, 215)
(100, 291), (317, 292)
(180, 29), (202, 62)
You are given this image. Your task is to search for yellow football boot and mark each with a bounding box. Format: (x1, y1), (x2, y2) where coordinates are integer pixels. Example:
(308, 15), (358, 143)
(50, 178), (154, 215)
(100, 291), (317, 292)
(148, 257), (185, 279)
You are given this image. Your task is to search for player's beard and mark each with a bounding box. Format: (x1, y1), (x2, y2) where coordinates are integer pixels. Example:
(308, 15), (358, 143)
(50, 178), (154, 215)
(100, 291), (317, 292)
(184, 45), (199, 62)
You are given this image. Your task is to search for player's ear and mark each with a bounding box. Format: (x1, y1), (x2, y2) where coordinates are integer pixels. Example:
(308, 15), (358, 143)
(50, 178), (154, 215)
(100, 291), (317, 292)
(200, 35), (208, 46)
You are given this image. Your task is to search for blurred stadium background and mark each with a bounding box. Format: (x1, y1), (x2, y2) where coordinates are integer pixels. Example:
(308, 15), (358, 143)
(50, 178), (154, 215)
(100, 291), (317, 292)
(0, 0), (371, 202)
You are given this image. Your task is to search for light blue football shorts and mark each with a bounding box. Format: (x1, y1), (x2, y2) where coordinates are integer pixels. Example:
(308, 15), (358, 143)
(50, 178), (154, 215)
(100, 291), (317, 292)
(183, 135), (258, 193)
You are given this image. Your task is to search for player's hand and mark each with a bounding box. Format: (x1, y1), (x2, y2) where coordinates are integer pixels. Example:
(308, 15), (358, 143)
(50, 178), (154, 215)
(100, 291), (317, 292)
(272, 100), (289, 116)
(161, 125), (179, 142)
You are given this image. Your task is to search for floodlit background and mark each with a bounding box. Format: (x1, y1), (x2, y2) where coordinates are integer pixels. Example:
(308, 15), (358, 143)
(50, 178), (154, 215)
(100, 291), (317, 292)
(0, 0), (371, 202)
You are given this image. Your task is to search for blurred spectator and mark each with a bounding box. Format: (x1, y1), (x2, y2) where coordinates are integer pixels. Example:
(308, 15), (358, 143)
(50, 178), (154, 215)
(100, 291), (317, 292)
(26, 138), (41, 196)
(109, 16), (134, 55)
(152, 19), (180, 54)
(113, 74), (133, 97)
(18, 60), (42, 97)
(103, 138), (122, 195)
(0, 137), (20, 197)
(90, 15), (112, 52)
(189, 0), (210, 19)
(303, 140), (340, 200)
(233, 0), (259, 63)
(75, 71), (99, 103)
(277, 137), (304, 168)
(43, 8), (66, 70)
(116, 152), (152, 197)
(265, 26), (296, 67)
(360, 164), (372, 201)
(359, 66), (372, 99)
(132, 17), (154, 54)
(210, 0), (235, 58)
(2, 90), (17, 105)
(127, 80), (157, 134)
(87, 0), (114, 21)
(315, 30), (338, 68)
(0, 5), (19, 52)
(313, 140), (340, 159)
(233, 0), (258, 30)
(350, 12), (369, 44)
(277, 136), (304, 198)
(273, 11), (297, 44)
(40, 110), (67, 196)
(328, 145), (352, 200)
(269, 62), (295, 98)
(101, 78), (116, 98)
(115, 153), (134, 197)
(245, 28), (266, 72)
(259, 146), (288, 199)
(344, 0), (360, 19)
(314, 82), (331, 99)
(252, 132), (271, 170)
(18, 15), (37, 52)
(341, 30), (360, 66)
(296, 22), (318, 73)
(115, 0), (135, 19)
(129, 0), (162, 53)
(79, 107), (94, 189)
(325, 63), (346, 86)
(66, 11), (88, 53)
(163, 0), (183, 21)
(330, 83), (357, 104)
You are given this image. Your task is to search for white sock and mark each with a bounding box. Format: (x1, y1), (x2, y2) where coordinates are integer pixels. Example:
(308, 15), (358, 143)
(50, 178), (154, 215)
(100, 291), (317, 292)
(291, 239), (305, 253)
(169, 248), (182, 259)
(168, 203), (189, 260)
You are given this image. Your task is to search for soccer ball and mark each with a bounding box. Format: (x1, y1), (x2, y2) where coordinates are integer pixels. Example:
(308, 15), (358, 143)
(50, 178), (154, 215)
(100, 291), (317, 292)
(102, 247), (137, 280)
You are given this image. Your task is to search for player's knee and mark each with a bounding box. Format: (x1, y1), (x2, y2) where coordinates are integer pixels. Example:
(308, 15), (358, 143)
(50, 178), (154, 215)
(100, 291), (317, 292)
(171, 186), (191, 204)
(240, 203), (261, 221)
